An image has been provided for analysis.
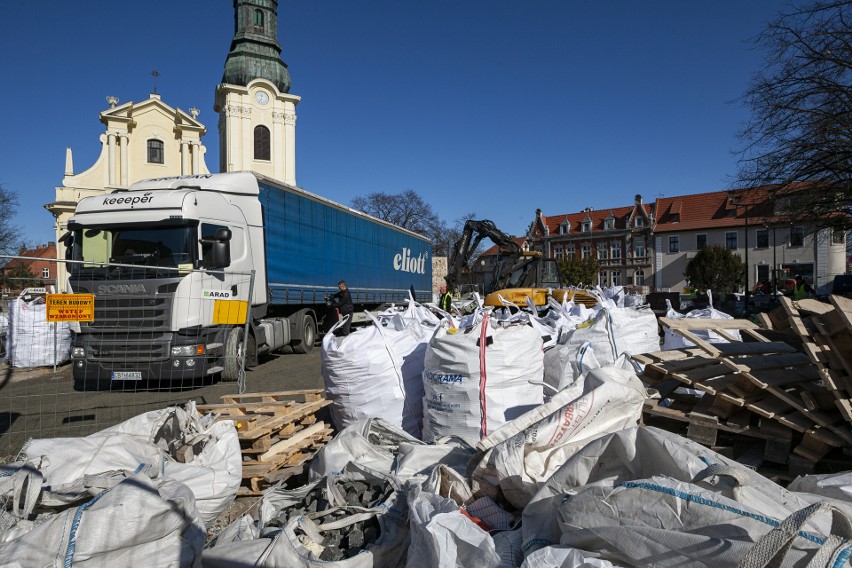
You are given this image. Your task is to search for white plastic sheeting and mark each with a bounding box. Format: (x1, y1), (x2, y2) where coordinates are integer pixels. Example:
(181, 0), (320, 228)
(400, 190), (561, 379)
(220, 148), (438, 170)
(6, 297), (72, 367)
(422, 315), (544, 444)
(321, 301), (438, 438)
(21, 403), (242, 527)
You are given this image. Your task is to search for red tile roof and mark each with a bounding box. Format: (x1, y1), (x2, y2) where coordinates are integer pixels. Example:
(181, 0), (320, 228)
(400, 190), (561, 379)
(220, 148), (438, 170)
(539, 203), (651, 235)
(3, 243), (57, 269)
(653, 187), (774, 233)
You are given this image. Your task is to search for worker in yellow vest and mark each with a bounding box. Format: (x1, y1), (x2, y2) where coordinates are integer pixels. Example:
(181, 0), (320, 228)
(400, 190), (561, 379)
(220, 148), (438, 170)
(439, 285), (453, 313)
(792, 274), (815, 300)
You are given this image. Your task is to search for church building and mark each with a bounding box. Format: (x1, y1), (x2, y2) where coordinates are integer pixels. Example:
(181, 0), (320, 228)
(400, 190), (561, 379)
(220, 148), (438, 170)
(45, 0), (299, 286)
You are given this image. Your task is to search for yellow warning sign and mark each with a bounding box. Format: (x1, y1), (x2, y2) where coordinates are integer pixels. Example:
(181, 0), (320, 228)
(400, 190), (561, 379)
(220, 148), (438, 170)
(46, 294), (95, 322)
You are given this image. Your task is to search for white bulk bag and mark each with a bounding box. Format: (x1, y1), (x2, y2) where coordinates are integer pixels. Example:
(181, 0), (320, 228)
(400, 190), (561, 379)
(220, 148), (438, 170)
(0, 474), (205, 567)
(321, 305), (434, 438)
(558, 478), (852, 567)
(520, 546), (626, 568)
(405, 485), (502, 568)
(308, 418), (476, 485)
(7, 297), (72, 367)
(662, 291), (741, 350)
(422, 315), (544, 445)
(789, 471), (852, 505)
(472, 359), (647, 510)
(543, 341), (601, 394)
(521, 426), (745, 554)
(22, 404), (242, 527)
(308, 418), (423, 481)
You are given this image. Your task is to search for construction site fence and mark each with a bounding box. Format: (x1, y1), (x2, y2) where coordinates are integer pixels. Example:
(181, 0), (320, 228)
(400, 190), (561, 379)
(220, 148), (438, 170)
(0, 254), (254, 461)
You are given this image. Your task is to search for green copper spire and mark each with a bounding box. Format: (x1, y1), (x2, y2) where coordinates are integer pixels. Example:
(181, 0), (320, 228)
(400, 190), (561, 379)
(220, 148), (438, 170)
(221, 0), (291, 93)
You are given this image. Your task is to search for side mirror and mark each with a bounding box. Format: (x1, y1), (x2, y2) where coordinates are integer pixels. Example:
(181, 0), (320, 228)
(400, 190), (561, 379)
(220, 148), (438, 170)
(212, 241), (231, 268)
(58, 231), (74, 261)
(214, 228), (232, 241)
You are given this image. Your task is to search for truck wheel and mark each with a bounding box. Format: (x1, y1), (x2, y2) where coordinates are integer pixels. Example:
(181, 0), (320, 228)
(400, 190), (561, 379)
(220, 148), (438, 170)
(292, 314), (316, 354)
(222, 327), (255, 382)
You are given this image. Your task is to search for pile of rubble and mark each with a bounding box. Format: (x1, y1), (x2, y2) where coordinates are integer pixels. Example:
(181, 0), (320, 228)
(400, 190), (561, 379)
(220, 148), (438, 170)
(5, 290), (852, 567)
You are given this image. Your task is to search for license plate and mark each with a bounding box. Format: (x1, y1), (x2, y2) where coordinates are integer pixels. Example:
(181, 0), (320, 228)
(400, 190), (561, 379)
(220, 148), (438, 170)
(112, 371), (142, 381)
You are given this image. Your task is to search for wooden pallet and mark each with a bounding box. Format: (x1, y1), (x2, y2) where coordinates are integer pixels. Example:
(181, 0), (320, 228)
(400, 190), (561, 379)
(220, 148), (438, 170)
(637, 316), (852, 464)
(197, 389), (333, 495)
(776, 296), (852, 421)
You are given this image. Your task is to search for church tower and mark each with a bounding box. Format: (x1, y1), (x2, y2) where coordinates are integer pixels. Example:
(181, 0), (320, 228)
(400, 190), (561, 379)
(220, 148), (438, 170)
(215, 0), (299, 185)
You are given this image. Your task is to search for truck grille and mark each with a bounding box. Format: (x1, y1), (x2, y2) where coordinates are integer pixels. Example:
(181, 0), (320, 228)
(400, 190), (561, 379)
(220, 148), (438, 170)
(78, 294), (173, 363)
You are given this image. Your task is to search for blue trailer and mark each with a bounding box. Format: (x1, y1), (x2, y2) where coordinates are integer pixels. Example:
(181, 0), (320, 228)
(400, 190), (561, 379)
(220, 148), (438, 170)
(66, 172), (433, 387)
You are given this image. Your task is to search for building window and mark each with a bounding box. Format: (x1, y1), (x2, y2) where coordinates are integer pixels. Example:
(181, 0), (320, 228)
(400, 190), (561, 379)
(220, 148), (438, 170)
(554, 245), (563, 260)
(147, 139), (164, 164)
(634, 238), (645, 258)
(726, 231), (738, 250)
(611, 270), (621, 286)
(598, 242), (607, 260)
(254, 9), (264, 29)
(832, 227), (846, 245)
(42, 267), (50, 279)
(789, 226), (804, 247)
(696, 234), (707, 249)
(559, 222), (569, 235)
(611, 241), (621, 259)
(635, 217), (644, 228)
(582, 222), (591, 233)
(566, 244), (575, 259)
(582, 242), (591, 259)
(604, 218), (615, 230)
(599, 271), (608, 286)
(756, 229), (769, 249)
(254, 125), (271, 160)
(635, 268), (645, 286)
(757, 264), (770, 284)
(669, 236), (679, 253)
(671, 213), (680, 223)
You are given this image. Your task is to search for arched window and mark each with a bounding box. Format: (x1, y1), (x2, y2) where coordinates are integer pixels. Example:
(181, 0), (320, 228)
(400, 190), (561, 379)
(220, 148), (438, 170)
(635, 269), (645, 286)
(147, 139), (164, 164)
(254, 125), (270, 160)
(254, 9), (264, 29)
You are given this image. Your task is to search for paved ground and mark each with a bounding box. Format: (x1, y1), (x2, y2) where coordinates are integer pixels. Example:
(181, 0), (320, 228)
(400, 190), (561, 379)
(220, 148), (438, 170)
(0, 348), (325, 460)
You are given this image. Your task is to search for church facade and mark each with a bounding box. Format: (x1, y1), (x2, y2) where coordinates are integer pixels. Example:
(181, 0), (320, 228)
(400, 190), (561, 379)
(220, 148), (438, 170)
(45, 0), (298, 285)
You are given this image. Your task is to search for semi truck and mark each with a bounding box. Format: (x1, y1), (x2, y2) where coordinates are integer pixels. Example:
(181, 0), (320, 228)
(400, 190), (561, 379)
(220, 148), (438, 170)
(63, 172), (432, 389)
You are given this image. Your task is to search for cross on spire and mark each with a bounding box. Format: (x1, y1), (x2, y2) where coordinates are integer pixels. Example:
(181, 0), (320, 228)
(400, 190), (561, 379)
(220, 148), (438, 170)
(151, 70), (160, 94)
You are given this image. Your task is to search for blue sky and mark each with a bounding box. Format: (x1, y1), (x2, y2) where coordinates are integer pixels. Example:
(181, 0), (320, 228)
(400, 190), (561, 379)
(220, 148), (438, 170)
(0, 0), (788, 246)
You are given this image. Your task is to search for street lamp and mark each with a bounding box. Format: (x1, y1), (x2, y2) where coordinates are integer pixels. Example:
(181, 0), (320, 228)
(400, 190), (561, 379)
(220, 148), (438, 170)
(728, 194), (750, 312)
(764, 222), (777, 295)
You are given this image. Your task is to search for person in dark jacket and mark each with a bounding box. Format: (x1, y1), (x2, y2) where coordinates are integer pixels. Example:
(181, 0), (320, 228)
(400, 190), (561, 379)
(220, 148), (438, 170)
(439, 285), (453, 313)
(327, 280), (354, 335)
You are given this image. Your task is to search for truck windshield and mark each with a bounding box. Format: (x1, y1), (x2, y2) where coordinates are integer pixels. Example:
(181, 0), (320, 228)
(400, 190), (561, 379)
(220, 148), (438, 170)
(71, 225), (196, 275)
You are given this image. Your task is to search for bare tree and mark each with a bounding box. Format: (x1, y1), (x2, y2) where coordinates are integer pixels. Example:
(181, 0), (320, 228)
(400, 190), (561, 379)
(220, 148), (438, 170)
(0, 184), (22, 256)
(351, 190), (441, 236)
(736, 1), (852, 229)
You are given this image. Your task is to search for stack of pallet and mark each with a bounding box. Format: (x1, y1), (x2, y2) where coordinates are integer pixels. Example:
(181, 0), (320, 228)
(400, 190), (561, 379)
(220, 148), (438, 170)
(634, 296), (852, 481)
(198, 389), (333, 495)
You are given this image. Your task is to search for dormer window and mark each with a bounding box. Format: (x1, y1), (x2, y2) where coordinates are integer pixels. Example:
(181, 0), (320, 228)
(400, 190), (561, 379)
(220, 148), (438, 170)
(582, 222), (591, 233)
(671, 213), (680, 223)
(635, 217), (644, 228)
(559, 221), (569, 235)
(604, 217), (615, 230)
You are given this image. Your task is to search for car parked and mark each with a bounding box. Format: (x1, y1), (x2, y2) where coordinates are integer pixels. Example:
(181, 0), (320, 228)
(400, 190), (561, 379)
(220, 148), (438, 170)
(832, 274), (852, 298)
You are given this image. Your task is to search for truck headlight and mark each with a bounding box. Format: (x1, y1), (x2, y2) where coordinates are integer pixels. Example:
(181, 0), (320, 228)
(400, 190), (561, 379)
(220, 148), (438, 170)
(72, 347), (85, 358)
(172, 345), (195, 357)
